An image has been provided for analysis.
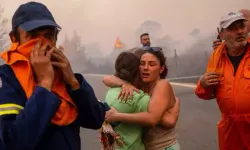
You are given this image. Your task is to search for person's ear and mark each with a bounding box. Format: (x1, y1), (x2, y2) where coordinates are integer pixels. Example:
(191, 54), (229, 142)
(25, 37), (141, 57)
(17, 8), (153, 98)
(9, 31), (17, 43)
(219, 30), (225, 40)
(160, 65), (164, 74)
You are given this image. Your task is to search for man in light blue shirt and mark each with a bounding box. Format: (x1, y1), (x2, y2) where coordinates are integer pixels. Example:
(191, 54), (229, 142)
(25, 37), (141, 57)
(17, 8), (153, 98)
(140, 33), (151, 47)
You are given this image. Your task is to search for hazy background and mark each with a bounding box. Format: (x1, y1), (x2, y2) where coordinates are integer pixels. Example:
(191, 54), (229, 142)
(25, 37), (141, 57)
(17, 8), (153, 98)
(0, 2), (248, 149)
(0, 0), (249, 77)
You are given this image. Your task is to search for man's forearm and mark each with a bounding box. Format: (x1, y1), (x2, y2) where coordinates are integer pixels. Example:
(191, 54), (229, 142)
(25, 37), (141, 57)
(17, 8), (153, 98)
(70, 74), (106, 129)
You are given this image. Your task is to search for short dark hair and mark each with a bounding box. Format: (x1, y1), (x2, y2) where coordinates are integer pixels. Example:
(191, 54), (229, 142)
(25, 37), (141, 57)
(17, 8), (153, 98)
(142, 50), (168, 79)
(114, 52), (140, 83)
(140, 33), (149, 39)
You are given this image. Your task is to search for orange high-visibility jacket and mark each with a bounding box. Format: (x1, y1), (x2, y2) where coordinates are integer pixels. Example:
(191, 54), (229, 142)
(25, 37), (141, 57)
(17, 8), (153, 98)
(195, 38), (250, 150)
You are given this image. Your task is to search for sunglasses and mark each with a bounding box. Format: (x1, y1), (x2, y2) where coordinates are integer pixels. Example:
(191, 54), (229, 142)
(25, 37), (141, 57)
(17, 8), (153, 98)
(142, 46), (163, 51)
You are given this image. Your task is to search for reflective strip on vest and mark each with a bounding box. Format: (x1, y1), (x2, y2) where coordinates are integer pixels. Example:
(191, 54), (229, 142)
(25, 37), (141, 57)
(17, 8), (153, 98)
(0, 104), (24, 116)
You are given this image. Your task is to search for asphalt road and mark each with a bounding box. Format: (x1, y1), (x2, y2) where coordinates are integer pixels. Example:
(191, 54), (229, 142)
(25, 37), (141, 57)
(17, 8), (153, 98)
(80, 75), (220, 150)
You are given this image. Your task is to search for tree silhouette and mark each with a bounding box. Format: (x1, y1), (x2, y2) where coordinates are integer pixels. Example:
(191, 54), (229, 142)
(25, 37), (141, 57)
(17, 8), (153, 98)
(177, 32), (217, 76)
(60, 21), (220, 77)
(136, 20), (163, 39)
(0, 6), (9, 52)
(62, 32), (88, 73)
(189, 28), (201, 38)
(0, 6), (9, 65)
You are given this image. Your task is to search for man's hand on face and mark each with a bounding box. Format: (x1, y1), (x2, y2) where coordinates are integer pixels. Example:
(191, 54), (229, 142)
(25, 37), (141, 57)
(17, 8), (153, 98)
(31, 40), (55, 91)
(51, 46), (80, 90)
(200, 72), (220, 88)
(213, 39), (222, 50)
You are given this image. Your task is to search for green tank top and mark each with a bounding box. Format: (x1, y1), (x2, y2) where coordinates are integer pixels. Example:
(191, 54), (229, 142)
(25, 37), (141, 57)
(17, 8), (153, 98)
(105, 87), (150, 150)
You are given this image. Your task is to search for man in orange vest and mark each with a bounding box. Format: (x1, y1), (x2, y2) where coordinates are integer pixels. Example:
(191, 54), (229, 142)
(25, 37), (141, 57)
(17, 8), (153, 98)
(195, 12), (250, 150)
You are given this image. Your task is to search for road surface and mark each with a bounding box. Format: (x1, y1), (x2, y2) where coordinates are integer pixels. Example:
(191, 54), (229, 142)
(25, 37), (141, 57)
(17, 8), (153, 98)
(80, 75), (220, 150)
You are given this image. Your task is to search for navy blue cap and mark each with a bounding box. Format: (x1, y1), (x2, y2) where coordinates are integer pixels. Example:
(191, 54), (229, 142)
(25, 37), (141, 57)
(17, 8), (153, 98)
(12, 1), (61, 31)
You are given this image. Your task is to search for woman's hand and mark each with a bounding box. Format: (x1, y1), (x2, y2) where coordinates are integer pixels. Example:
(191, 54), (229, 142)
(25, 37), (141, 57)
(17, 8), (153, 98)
(118, 82), (140, 102)
(105, 107), (119, 122)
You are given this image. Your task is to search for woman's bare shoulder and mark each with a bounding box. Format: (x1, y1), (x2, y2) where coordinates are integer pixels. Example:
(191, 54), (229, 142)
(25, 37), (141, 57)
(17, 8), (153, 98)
(154, 79), (174, 94)
(155, 79), (171, 88)
(155, 79), (175, 108)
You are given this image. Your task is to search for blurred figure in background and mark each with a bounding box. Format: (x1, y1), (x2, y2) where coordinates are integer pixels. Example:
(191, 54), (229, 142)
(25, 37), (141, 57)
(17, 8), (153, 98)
(140, 33), (151, 47)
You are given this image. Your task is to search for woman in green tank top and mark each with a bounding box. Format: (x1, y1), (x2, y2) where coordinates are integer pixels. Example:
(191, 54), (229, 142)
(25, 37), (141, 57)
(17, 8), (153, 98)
(104, 51), (151, 150)
(104, 47), (180, 150)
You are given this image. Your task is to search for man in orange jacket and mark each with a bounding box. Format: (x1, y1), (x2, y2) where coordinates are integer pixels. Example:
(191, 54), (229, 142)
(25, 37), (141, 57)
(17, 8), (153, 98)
(195, 12), (250, 150)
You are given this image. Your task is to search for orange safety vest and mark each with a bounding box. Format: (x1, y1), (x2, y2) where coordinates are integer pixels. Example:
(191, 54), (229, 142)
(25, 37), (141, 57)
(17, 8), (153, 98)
(195, 38), (250, 150)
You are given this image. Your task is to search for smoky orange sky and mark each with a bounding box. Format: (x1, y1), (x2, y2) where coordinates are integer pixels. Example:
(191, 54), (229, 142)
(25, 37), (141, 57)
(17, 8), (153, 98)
(1, 0), (249, 55)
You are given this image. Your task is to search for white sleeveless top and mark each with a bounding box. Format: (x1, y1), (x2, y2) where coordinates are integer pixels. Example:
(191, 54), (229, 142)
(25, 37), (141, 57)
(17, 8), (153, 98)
(143, 125), (177, 150)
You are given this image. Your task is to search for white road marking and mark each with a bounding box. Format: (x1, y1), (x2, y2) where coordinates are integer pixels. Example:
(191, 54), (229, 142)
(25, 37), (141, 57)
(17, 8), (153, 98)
(170, 82), (197, 88)
(84, 74), (108, 77)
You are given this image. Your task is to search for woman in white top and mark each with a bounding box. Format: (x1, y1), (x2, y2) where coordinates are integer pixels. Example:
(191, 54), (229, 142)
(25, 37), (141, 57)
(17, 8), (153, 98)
(104, 47), (180, 150)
